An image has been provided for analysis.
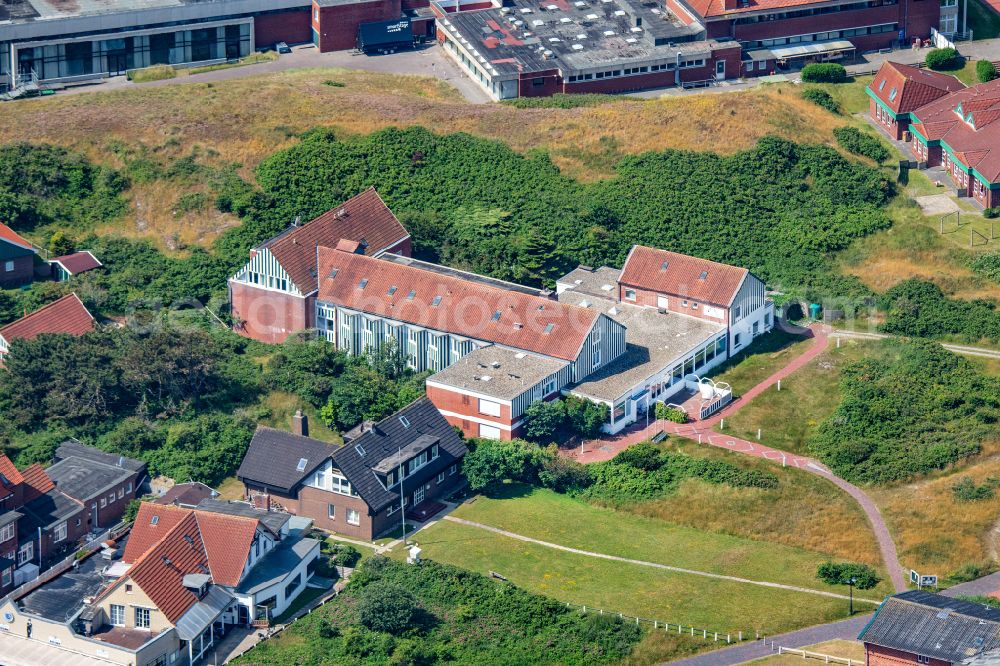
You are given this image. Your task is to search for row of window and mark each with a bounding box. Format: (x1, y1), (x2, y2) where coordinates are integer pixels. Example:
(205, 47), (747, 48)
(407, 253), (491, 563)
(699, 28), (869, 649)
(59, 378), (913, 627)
(566, 59), (704, 83)
(744, 23), (896, 49)
(386, 465), (459, 515)
(243, 271), (289, 292)
(734, 0), (896, 25)
(109, 604), (150, 628)
(385, 444), (440, 487)
(326, 504), (361, 525)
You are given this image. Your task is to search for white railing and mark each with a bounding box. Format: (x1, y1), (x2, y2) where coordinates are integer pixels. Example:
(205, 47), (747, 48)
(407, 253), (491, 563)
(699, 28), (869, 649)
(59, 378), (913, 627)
(777, 646), (860, 666)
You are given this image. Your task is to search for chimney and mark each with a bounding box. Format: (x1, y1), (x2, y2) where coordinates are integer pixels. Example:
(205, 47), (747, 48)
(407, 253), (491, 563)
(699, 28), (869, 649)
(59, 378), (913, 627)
(292, 410), (309, 437)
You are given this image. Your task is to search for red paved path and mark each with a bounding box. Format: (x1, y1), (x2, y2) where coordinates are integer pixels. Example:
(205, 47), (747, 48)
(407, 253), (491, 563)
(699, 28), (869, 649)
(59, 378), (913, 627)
(566, 324), (907, 592)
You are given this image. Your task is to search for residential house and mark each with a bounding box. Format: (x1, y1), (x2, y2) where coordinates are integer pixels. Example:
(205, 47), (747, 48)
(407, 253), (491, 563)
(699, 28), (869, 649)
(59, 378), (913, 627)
(860, 590), (1000, 666)
(238, 398), (468, 540)
(0, 500), (320, 666)
(46, 440), (147, 531)
(49, 250), (103, 281)
(867, 61), (963, 140)
(314, 247), (627, 440)
(229, 187), (411, 344)
(0, 293), (96, 364)
(0, 222), (37, 288)
(154, 482), (218, 509)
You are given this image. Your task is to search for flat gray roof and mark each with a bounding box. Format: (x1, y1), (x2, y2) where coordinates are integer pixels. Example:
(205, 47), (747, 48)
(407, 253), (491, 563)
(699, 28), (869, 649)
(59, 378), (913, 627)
(558, 291), (724, 402)
(46, 456), (133, 502)
(427, 345), (568, 401)
(237, 537), (319, 596)
(556, 265), (622, 299)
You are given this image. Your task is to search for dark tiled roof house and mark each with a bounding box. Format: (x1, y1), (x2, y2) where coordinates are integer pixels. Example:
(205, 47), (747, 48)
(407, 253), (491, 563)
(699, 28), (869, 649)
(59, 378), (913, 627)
(238, 398), (468, 540)
(860, 591), (1000, 666)
(229, 187), (412, 344)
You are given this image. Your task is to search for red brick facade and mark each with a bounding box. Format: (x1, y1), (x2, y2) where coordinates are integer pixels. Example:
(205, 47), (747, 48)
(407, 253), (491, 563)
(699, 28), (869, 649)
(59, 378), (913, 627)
(312, 0), (402, 52)
(619, 281), (731, 326)
(865, 644), (951, 666)
(230, 282), (313, 345)
(870, 97), (905, 140)
(0, 255), (34, 289)
(425, 384), (522, 440)
(255, 9), (313, 48)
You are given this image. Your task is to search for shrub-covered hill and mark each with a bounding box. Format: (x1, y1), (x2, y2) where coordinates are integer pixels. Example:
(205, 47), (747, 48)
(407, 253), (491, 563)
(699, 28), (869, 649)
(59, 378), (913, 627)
(811, 339), (1000, 485)
(233, 556), (644, 666)
(251, 127), (893, 300)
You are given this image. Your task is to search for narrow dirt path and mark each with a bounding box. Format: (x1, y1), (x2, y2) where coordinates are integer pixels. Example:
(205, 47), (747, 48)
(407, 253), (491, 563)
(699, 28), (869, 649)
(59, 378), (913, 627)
(441, 515), (882, 605)
(570, 324), (908, 592)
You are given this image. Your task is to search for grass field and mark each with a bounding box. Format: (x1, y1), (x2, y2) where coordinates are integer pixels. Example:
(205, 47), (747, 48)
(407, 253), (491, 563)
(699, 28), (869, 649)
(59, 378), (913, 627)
(751, 639), (865, 666)
(445, 482), (893, 598)
(628, 439), (885, 566)
(716, 338), (870, 456)
(711, 329), (815, 395)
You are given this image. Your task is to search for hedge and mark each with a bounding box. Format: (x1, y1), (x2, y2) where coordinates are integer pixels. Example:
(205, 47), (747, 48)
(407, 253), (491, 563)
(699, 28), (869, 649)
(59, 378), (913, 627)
(977, 60), (998, 83)
(801, 63), (847, 83)
(801, 88), (839, 114)
(925, 48), (961, 71)
(833, 126), (891, 163)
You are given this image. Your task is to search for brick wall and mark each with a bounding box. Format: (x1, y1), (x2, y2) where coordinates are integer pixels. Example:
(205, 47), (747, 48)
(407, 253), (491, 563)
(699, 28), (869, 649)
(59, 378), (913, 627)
(383, 237), (413, 257)
(230, 281), (310, 344)
(299, 485), (376, 539)
(619, 282), (731, 326)
(865, 644), (950, 666)
(870, 97), (904, 139)
(85, 471), (142, 530)
(426, 384), (516, 440)
(519, 68), (562, 97)
(314, 0), (402, 52)
(0, 255), (34, 289)
(255, 9), (314, 47)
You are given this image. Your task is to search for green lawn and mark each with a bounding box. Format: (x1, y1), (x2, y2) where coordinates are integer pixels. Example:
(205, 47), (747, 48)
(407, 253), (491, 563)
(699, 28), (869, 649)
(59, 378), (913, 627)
(272, 584), (328, 624)
(444, 482), (892, 599)
(711, 329), (814, 395)
(716, 339), (872, 456)
(404, 519), (864, 635)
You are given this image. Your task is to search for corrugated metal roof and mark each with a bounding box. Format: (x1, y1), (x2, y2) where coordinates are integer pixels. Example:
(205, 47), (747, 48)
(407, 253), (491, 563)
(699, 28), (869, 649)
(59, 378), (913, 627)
(174, 585), (234, 641)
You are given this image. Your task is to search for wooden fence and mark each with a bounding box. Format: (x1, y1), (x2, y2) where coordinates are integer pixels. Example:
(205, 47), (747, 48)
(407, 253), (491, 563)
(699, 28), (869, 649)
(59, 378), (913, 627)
(563, 601), (761, 645)
(777, 646), (860, 666)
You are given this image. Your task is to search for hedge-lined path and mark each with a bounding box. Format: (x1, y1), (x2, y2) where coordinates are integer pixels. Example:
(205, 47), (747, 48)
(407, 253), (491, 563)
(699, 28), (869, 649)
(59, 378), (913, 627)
(566, 323), (907, 592)
(441, 515), (882, 604)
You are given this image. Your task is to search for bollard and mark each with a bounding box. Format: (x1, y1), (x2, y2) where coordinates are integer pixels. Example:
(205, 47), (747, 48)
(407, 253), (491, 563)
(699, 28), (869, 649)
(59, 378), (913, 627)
(727, 634), (731, 644)
(636, 617), (639, 626)
(757, 429), (761, 440)
(703, 630), (707, 639)
(691, 627), (695, 637)
(698, 433), (702, 444)
(714, 632), (718, 641)
(837, 337), (841, 348)
(721, 418), (724, 430)
(654, 621), (657, 629)
(739, 632), (743, 641)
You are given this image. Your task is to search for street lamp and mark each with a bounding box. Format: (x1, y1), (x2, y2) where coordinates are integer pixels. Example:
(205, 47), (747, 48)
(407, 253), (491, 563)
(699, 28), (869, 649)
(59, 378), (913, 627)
(848, 577), (857, 616)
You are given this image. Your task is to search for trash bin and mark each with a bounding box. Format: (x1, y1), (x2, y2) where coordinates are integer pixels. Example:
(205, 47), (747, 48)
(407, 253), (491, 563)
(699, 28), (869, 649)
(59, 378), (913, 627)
(809, 303), (822, 320)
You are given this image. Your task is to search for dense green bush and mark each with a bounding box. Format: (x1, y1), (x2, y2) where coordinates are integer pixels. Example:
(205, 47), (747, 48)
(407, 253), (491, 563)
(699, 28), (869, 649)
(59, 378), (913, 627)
(330, 543), (363, 567)
(538, 455), (592, 493)
(971, 253), (1000, 283)
(319, 345), (427, 430)
(810, 339), (1000, 485)
(654, 402), (687, 423)
(816, 562), (880, 589)
(984, 207), (1000, 219)
(355, 582), (420, 635)
(253, 128), (892, 300)
(946, 562), (998, 584)
(878, 279), (1000, 341)
(801, 88), (839, 114)
(504, 93), (624, 109)
(925, 48), (961, 71)
(833, 126), (891, 163)
(523, 396), (610, 443)
(801, 63), (847, 83)
(952, 477), (999, 502)
(461, 439), (546, 490)
(977, 60), (998, 83)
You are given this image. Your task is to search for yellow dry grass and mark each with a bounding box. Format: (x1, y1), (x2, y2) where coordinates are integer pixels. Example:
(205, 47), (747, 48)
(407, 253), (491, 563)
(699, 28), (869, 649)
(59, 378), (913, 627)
(869, 440), (1000, 576)
(214, 476), (245, 501)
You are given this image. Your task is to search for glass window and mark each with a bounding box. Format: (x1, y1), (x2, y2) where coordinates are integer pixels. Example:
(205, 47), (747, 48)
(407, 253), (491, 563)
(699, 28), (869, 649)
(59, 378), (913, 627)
(479, 423), (502, 440)
(624, 288), (636, 301)
(110, 604), (125, 626)
(54, 522), (67, 542)
(346, 509), (360, 526)
(0, 522), (13, 543)
(135, 607), (151, 629)
(327, 504), (335, 519)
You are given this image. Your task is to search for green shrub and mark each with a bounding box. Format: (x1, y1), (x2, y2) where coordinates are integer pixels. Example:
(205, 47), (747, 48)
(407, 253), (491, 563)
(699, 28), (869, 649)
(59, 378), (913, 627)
(878, 279), (1000, 341)
(977, 60), (998, 83)
(47, 230), (75, 257)
(504, 93), (623, 109)
(958, 595), (1000, 608)
(833, 126), (891, 163)
(654, 402), (687, 423)
(173, 191), (208, 214)
(801, 88), (839, 114)
(330, 543), (362, 567)
(538, 454), (592, 493)
(951, 476), (999, 502)
(816, 562), (881, 589)
(323, 80), (346, 87)
(970, 253), (1000, 282)
(355, 582), (419, 635)
(128, 64), (176, 82)
(461, 439), (545, 490)
(946, 562), (998, 584)
(925, 48), (961, 71)
(801, 63), (847, 83)
(522, 396), (610, 443)
(984, 207), (1000, 219)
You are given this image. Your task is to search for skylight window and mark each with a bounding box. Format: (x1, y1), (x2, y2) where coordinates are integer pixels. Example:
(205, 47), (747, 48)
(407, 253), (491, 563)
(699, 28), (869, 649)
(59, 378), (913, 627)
(491, 311), (502, 322)
(544, 323), (555, 334)
(699, 270), (708, 279)
(151, 516), (159, 526)
(388, 286), (397, 296)
(329, 268), (338, 279)
(407, 290), (416, 300)
(661, 261), (669, 270)
(358, 278), (368, 289)
(355, 444), (366, 456)
(889, 87), (897, 102)
(399, 416), (411, 428)
(296, 458), (308, 472)
(432, 296), (442, 307)
(878, 79), (886, 91)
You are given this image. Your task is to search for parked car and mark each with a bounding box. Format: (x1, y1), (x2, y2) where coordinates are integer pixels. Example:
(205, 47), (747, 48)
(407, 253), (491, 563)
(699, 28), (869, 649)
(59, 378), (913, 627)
(276, 42), (291, 54)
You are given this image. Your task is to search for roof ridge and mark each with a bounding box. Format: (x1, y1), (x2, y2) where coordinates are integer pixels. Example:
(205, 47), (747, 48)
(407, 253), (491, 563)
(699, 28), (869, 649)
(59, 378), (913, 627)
(0, 293), (92, 334)
(191, 513), (216, 581)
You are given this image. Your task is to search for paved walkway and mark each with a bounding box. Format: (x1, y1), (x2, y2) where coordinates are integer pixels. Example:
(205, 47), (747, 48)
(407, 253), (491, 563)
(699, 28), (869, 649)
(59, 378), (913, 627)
(442, 515), (881, 605)
(567, 323), (908, 593)
(666, 615), (873, 666)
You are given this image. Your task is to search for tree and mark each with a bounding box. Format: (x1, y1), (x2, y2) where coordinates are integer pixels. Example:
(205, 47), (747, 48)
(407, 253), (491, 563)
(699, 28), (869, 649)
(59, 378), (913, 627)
(816, 562), (881, 589)
(563, 395), (609, 439)
(523, 400), (565, 443)
(47, 230), (76, 257)
(355, 582), (419, 635)
(977, 60), (998, 83)
(462, 439), (542, 490)
(800, 63), (847, 83)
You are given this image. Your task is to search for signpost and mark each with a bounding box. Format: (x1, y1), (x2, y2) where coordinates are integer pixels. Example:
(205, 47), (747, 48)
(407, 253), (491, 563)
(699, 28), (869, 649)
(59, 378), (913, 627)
(911, 570), (938, 589)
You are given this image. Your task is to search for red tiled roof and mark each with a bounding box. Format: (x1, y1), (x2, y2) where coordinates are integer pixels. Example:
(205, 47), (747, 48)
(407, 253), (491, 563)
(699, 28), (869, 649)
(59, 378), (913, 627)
(20, 464), (55, 503)
(51, 251), (102, 276)
(316, 249), (600, 362)
(868, 62), (965, 115)
(262, 188), (409, 294)
(154, 482), (215, 508)
(619, 245), (749, 307)
(911, 79), (1000, 182)
(123, 503), (191, 563)
(0, 223), (34, 251)
(193, 511), (258, 587)
(125, 512), (207, 624)
(0, 454), (25, 491)
(0, 294), (95, 344)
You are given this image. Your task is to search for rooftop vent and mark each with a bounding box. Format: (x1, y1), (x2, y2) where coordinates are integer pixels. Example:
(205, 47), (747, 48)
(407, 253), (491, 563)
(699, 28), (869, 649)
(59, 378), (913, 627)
(580, 299), (591, 308)
(513, 322), (523, 329)
(335, 208), (348, 219)
(572, 44), (584, 50)
(492, 361), (502, 369)
(515, 352), (526, 359)
(475, 375), (493, 382)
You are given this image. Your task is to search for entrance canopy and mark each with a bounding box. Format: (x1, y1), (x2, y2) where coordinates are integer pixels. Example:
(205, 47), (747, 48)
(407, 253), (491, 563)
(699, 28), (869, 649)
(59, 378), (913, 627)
(770, 40), (855, 60)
